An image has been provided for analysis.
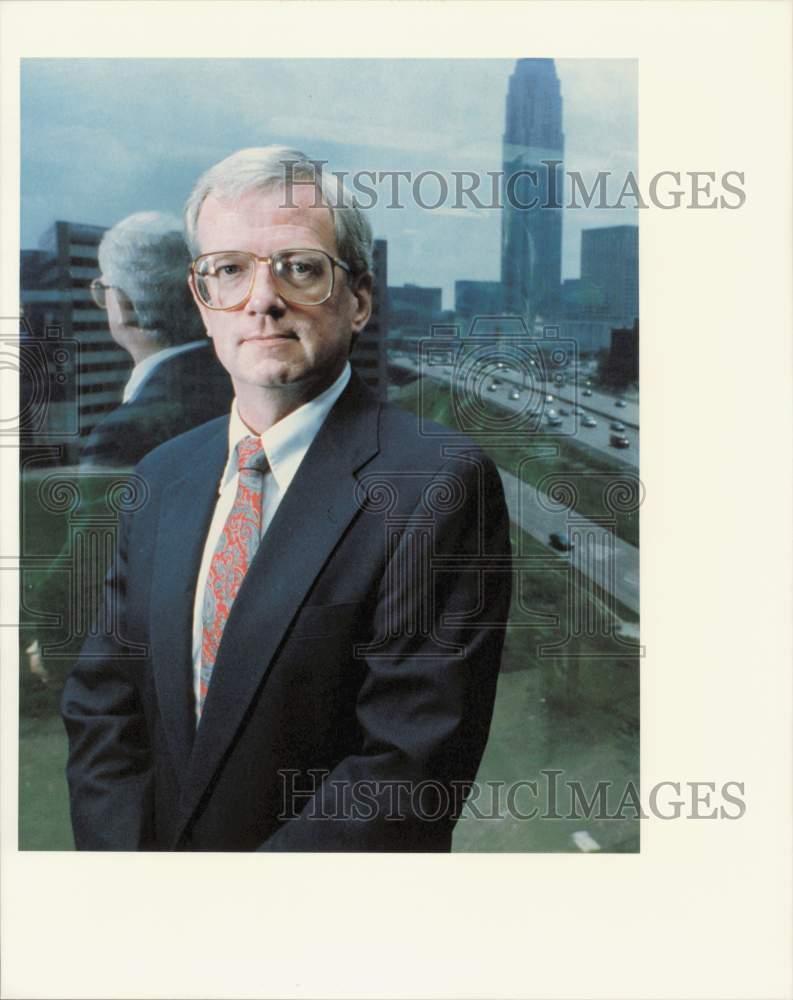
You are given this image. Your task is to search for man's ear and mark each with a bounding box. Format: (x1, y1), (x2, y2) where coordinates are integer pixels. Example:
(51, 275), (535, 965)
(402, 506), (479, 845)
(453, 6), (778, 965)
(349, 272), (373, 334)
(108, 287), (138, 331)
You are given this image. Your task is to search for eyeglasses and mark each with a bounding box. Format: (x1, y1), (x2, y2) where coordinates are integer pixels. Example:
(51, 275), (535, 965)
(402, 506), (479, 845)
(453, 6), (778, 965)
(190, 249), (352, 311)
(90, 278), (115, 309)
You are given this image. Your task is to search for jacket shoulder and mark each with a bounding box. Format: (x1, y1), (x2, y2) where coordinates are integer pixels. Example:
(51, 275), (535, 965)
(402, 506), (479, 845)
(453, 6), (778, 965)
(135, 415), (228, 476)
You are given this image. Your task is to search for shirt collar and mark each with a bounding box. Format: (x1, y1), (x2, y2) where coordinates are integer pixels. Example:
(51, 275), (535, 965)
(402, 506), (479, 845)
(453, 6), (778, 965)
(122, 340), (205, 403)
(220, 362), (351, 496)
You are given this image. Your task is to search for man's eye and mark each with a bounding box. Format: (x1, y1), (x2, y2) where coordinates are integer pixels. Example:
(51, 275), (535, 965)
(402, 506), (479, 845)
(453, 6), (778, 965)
(219, 264), (241, 276)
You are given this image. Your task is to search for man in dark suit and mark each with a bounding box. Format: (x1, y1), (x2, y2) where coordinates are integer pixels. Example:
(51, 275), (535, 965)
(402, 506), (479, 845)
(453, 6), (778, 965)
(62, 147), (512, 851)
(80, 211), (232, 467)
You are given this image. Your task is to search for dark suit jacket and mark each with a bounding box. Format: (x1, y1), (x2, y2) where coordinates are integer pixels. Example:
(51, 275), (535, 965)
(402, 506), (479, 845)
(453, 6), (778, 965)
(62, 374), (512, 851)
(80, 341), (233, 468)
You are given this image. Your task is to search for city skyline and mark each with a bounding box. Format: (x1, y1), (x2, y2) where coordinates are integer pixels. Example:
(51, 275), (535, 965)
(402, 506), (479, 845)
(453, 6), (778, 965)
(20, 58), (637, 309)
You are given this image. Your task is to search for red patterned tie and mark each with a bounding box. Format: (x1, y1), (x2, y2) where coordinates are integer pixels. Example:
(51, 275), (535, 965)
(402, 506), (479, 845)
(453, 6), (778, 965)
(199, 435), (267, 716)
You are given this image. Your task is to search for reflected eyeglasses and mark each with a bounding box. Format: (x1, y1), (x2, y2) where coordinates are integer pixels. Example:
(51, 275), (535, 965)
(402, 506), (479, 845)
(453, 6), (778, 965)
(89, 278), (116, 310)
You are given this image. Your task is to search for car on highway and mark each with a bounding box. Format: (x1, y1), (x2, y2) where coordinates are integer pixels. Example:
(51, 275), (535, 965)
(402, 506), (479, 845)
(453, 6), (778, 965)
(615, 399), (627, 408)
(545, 411), (563, 426)
(557, 406), (569, 415)
(545, 394), (554, 402)
(487, 382), (498, 391)
(610, 433), (630, 448)
(610, 421), (626, 432)
(549, 531), (574, 553)
(574, 407), (586, 416)
(509, 389), (521, 400)
(581, 416), (597, 428)
(582, 389), (593, 397)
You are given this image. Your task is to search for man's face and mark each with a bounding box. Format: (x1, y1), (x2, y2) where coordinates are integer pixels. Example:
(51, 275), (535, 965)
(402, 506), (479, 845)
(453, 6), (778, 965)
(190, 186), (371, 398)
(103, 283), (138, 350)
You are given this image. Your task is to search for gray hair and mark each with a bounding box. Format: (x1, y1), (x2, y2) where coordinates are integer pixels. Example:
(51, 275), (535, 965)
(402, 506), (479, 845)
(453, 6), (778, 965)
(183, 146), (373, 277)
(98, 211), (203, 346)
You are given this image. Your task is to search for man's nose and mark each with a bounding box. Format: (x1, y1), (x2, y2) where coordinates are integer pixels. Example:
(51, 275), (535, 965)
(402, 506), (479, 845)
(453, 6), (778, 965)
(246, 259), (287, 314)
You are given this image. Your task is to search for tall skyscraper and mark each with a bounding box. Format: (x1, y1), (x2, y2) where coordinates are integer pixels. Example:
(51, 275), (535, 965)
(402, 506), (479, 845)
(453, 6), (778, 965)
(580, 225), (639, 323)
(501, 59), (564, 323)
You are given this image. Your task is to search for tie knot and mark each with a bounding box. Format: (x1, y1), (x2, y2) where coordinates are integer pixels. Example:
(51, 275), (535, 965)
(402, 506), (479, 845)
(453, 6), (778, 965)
(236, 435), (267, 473)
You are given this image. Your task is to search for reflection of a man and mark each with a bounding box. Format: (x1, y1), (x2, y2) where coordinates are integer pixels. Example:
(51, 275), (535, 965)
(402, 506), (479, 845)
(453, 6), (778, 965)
(81, 211), (232, 467)
(23, 215), (233, 687)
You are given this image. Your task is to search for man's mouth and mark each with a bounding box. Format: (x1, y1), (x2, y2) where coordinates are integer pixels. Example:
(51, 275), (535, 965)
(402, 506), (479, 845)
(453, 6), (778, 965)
(241, 331), (298, 344)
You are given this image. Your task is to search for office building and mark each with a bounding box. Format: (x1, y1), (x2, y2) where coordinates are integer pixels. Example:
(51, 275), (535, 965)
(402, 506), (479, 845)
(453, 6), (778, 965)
(351, 238), (388, 399)
(557, 319), (616, 356)
(600, 320), (639, 388)
(20, 220), (130, 462)
(580, 225), (639, 324)
(454, 280), (504, 319)
(387, 283), (442, 332)
(501, 58), (564, 323)
(560, 278), (610, 320)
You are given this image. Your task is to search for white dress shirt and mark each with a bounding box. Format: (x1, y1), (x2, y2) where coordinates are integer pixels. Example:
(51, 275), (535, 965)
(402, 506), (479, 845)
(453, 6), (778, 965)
(190, 362), (352, 717)
(122, 340), (205, 403)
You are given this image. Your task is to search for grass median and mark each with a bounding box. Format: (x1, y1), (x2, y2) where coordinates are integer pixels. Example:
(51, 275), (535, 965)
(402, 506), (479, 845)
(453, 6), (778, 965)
(394, 377), (640, 549)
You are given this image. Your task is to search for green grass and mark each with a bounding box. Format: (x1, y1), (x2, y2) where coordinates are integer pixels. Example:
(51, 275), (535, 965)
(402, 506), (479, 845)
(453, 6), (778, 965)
(396, 379), (640, 548)
(453, 669), (640, 853)
(501, 523), (639, 721)
(19, 715), (74, 851)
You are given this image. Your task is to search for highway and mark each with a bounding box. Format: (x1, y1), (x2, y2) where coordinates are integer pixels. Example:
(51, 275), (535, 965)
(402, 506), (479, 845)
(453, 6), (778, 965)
(390, 353), (639, 469)
(500, 469), (639, 616)
(388, 352), (640, 617)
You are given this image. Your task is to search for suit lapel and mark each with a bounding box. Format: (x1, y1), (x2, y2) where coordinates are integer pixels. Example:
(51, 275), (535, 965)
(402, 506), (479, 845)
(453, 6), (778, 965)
(150, 418), (229, 778)
(175, 375), (381, 840)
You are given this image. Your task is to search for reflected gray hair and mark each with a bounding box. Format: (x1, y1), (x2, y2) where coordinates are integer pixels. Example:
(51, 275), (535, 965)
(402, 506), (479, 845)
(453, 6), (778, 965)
(183, 146), (373, 276)
(98, 211), (203, 346)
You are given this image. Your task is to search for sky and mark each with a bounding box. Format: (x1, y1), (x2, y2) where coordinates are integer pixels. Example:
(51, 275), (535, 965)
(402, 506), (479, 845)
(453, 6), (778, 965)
(20, 58), (637, 309)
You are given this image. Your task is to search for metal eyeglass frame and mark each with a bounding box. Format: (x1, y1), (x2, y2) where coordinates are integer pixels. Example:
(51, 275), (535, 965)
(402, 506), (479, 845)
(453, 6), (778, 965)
(89, 278), (116, 310)
(189, 248), (352, 311)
